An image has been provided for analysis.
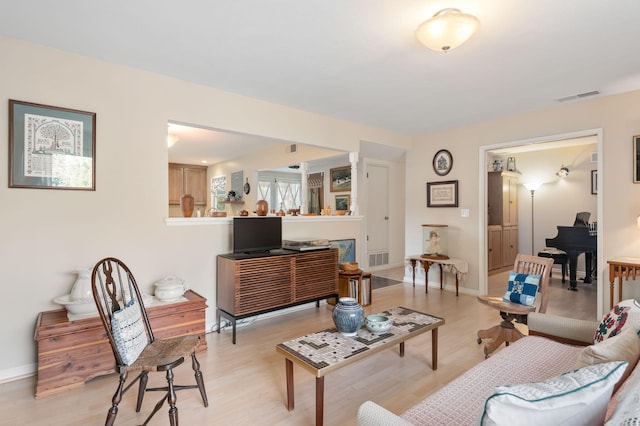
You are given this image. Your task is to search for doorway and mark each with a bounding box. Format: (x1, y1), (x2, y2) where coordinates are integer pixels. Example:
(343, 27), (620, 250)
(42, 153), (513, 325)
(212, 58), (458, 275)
(478, 129), (603, 320)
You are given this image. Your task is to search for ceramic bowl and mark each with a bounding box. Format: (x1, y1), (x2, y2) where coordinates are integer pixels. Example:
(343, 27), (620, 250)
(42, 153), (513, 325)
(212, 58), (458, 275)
(53, 294), (98, 316)
(365, 314), (392, 334)
(154, 276), (188, 302)
(341, 262), (359, 271)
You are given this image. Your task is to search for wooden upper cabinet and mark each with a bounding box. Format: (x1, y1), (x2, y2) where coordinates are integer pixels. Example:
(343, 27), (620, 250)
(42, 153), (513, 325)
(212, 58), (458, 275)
(488, 171), (519, 226)
(169, 163), (208, 205)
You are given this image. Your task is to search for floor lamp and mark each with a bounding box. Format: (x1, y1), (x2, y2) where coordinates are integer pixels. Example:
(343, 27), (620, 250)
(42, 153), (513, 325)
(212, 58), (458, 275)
(524, 182), (542, 255)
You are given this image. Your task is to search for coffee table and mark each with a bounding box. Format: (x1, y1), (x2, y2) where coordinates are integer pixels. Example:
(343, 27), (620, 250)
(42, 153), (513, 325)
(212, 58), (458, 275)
(275, 306), (445, 425)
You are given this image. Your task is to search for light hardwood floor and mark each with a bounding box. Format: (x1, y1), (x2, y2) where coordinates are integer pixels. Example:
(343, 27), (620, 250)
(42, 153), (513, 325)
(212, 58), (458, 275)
(0, 267), (597, 426)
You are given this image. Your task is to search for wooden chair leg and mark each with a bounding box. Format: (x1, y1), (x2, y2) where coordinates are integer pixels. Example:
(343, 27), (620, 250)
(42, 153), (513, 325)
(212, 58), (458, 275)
(167, 368), (178, 426)
(192, 353), (209, 407)
(136, 371), (148, 412)
(106, 370), (127, 426)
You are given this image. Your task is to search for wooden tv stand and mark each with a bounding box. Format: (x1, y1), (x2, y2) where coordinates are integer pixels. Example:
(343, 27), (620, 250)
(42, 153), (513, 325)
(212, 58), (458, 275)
(216, 249), (339, 343)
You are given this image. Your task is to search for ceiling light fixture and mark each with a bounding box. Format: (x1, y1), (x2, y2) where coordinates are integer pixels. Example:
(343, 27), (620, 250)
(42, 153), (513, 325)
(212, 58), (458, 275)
(415, 8), (480, 52)
(556, 165), (569, 178)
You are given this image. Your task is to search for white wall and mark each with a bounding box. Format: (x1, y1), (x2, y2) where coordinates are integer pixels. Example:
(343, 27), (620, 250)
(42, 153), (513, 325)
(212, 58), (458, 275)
(0, 37), (411, 380)
(407, 92), (640, 316)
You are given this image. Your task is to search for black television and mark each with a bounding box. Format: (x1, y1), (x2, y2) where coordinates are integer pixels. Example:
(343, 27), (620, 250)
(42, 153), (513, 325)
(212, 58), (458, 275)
(233, 216), (282, 254)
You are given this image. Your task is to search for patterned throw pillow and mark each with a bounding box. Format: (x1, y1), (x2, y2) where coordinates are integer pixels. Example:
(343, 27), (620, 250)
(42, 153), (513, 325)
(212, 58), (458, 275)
(594, 299), (640, 343)
(502, 271), (541, 307)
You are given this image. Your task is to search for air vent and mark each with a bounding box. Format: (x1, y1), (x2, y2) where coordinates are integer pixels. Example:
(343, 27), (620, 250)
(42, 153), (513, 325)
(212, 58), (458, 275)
(556, 90), (600, 102)
(289, 144), (297, 153)
(368, 252), (389, 267)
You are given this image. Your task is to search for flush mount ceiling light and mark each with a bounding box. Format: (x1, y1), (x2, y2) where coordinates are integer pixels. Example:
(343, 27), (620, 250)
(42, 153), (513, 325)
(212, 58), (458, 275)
(556, 165), (569, 178)
(415, 8), (480, 52)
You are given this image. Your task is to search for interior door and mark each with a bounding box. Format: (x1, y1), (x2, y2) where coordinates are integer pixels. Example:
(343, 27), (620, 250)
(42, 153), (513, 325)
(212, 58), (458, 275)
(366, 164), (389, 267)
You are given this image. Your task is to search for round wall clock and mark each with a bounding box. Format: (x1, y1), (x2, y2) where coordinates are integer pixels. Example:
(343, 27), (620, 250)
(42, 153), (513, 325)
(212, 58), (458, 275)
(432, 149), (453, 176)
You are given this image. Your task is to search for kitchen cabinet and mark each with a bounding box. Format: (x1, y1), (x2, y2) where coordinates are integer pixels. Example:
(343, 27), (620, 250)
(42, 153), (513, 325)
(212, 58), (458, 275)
(169, 163), (208, 205)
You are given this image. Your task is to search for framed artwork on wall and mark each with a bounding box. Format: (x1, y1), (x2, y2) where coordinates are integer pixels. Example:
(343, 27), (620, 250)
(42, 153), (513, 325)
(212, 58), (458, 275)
(9, 99), (96, 190)
(634, 135), (640, 183)
(591, 170), (597, 194)
(432, 149), (453, 176)
(427, 180), (459, 207)
(330, 166), (351, 192)
(335, 194), (350, 212)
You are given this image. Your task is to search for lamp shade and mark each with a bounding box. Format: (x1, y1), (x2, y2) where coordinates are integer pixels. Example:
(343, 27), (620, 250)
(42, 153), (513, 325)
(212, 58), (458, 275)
(416, 8), (480, 52)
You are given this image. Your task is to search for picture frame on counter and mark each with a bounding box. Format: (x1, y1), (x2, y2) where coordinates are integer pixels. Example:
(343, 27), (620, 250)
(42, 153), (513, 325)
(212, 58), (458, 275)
(9, 99), (96, 190)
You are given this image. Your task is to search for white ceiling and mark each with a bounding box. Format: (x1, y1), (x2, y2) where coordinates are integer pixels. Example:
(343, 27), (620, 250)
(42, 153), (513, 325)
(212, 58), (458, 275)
(3, 1), (640, 164)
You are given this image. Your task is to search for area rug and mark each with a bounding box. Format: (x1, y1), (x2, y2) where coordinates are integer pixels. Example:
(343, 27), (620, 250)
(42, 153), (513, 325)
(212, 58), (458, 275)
(372, 275), (403, 290)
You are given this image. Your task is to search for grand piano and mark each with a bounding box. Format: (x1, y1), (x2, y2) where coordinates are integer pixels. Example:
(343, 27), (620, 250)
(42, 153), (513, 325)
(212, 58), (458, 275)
(545, 214), (597, 291)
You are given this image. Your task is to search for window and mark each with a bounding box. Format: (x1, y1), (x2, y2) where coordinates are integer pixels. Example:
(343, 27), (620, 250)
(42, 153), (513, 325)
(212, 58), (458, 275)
(211, 176), (226, 211)
(258, 171), (301, 212)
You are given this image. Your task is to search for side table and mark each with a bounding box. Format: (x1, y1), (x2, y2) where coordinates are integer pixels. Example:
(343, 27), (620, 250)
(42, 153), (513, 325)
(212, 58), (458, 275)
(406, 255), (468, 296)
(337, 269), (372, 306)
(607, 257), (640, 308)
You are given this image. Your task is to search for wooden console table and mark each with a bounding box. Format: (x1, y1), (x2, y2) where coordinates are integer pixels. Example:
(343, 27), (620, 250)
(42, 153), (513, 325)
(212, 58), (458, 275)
(216, 249), (338, 344)
(34, 290), (207, 398)
(607, 257), (640, 308)
(406, 255), (468, 296)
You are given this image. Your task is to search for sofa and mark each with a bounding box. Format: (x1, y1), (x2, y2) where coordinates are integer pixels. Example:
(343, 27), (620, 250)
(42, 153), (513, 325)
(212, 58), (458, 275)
(357, 300), (640, 426)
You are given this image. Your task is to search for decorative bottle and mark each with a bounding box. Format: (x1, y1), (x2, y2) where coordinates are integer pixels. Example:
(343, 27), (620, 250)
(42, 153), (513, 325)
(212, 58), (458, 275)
(180, 193), (195, 217)
(332, 297), (364, 337)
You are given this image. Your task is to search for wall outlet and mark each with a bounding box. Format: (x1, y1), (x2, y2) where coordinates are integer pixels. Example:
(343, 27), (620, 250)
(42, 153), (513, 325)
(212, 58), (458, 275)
(460, 208), (470, 218)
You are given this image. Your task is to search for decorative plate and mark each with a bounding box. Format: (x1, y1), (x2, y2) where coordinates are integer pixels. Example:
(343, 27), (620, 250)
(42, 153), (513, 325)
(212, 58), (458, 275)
(433, 149), (453, 176)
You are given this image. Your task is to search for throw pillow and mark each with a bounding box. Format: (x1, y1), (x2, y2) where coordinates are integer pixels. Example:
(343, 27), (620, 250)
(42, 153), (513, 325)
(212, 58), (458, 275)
(479, 361), (627, 426)
(594, 299), (640, 343)
(605, 359), (640, 425)
(576, 327), (640, 392)
(502, 271), (541, 306)
(111, 300), (148, 365)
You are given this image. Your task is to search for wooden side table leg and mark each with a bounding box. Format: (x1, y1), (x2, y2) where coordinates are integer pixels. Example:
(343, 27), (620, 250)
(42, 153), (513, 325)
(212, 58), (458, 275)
(410, 259), (417, 287)
(285, 359), (294, 411)
(439, 264), (443, 290)
(420, 261), (431, 294)
(316, 376), (324, 426)
(431, 327), (438, 370)
(399, 341), (405, 357)
(455, 275), (459, 297)
(609, 264), (615, 309)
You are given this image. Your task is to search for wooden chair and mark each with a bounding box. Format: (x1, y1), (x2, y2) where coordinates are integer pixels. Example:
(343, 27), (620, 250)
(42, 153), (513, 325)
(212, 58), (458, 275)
(91, 257), (208, 426)
(477, 254), (553, 357)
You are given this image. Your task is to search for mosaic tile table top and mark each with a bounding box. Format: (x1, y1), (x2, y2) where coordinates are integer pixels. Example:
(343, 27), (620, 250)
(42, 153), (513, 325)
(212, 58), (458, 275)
(276, 306), (444, 376)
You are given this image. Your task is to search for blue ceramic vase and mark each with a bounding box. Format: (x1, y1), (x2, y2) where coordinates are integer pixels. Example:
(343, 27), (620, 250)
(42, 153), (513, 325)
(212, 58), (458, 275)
(332, 297), (364, 337)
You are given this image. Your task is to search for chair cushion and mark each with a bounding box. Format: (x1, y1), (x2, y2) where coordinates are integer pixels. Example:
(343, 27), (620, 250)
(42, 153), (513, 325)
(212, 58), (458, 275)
(594, 299), (640, 343)
(111, 300), (149, 365)
(479, 361), (628, 426)
(502, 271), (541, 307)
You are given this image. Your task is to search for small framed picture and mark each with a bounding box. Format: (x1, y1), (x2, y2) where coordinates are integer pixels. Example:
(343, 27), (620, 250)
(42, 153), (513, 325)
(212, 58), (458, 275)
(634, 136), (640, 183)
(9, 99), (96, 190)
(591, 170), (597, 195)
(427, 180), (459, 207)
(335, 194), (350, 212)
(432, 149), (453, 176)
(330, 166), (351, 192)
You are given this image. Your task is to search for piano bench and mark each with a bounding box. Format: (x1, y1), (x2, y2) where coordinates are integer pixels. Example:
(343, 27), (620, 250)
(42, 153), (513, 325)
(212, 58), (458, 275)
(538, 249), (567, 283)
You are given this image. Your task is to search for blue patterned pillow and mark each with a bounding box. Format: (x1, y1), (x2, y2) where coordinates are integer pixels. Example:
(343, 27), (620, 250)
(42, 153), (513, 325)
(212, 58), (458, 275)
(502, 271), (541, 306)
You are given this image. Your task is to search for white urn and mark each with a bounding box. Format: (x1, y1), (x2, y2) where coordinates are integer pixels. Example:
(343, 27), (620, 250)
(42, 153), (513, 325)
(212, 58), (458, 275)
(70, 267), (93, 301)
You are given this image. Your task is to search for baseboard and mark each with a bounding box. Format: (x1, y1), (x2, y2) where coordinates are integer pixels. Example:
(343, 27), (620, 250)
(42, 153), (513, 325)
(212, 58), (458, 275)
(0, 363), (36, 384)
